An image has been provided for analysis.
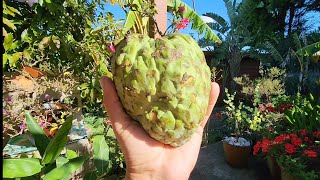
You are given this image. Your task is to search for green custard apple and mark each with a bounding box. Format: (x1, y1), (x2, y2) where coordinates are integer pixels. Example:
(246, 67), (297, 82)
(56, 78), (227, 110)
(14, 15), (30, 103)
(111, 33), (211, 147)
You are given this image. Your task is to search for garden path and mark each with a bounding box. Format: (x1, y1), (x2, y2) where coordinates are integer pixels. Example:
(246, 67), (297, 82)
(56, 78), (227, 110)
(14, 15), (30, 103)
(190, 141), (271, 180)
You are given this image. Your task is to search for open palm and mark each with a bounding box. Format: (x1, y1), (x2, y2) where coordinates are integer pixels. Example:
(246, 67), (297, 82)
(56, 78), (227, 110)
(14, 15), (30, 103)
(100, 76), (220, 179)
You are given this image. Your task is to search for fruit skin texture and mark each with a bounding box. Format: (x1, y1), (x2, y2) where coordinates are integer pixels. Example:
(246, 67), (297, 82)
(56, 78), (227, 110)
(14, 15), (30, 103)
(112, 33), (211, 147)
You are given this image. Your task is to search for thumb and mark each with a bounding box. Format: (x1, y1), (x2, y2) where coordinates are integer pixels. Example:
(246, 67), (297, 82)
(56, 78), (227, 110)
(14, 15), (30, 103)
(99, 76), (128, 122)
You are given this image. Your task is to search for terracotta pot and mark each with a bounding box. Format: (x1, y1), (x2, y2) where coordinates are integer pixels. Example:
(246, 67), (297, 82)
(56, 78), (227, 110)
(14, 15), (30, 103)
(280, 167), (297, 180)
(267, 156), (281, 179)
(223, 139), (251, 168)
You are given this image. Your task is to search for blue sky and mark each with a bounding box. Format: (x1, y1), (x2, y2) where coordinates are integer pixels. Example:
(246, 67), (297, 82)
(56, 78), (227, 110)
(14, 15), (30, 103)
(103, 0), (233, 40)
(103, 0), (320, 40)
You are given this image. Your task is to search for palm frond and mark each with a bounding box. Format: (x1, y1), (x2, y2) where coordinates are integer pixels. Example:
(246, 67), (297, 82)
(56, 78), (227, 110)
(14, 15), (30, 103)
(264, 41), (284, 63)
(167, 0), (222, 43)
(296, 41), (320, 57)
(203, 12), (229, 33)
(223, 0), (237, 25)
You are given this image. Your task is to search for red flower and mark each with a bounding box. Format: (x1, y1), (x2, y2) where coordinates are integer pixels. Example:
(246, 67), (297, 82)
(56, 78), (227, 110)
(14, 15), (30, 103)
(313, 129), (320, 138)
(178, 6), (185, 13)
(304, 150), (318, 158)
(285, 143), (296, 154)
(274, 134), (290, 144)
(299, 129), (308, 136)
(261, 138), (273, 153)
(266, 105), (275, 112)
(291, 137), (302, 146)
(253, 141), (262, 155)
(290, 133), (298, 138)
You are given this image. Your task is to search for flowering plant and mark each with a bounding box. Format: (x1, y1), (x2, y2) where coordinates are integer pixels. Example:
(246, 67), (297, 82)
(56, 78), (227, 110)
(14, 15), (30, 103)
(253, 129), (320, 179)
(223, 85), (292, 141)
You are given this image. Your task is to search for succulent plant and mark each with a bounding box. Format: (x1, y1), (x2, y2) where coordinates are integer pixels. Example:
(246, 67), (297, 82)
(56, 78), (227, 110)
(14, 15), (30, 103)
(112, 33), (211, 146)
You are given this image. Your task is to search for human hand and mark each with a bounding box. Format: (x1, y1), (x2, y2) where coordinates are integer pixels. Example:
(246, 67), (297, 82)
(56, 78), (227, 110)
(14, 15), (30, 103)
(100, 76), (220, 180)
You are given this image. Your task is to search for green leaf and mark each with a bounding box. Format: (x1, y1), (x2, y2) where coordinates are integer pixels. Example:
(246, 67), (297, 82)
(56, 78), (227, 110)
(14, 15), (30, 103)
(83, 171), (98, 180)
(3, 54), (11, 67)
(167, 0), (221, 43)
(92, 135), (110, 175)
(39, 0), (44, 6)
(4, 33), (14, 51)
(10, 52), (22, 67)
(21, 29), (31, 43)
(38, 36), (51, 50)
(7, 6), (21, 16)
(3, 27), (8, 37)
(296, 41), (320, 57)
(3, 158), (43, 178)
(123, 11), (136, 34)
(45, 0), (52, 3)
(26, 112), (50, 157)
(41, 115), (73, 165)
(42, 156), (88, 180)
(6, 133), (34, 147)
(66, 150), (78, 159)
(3, 17), (16, 31)
(56, 156), (68, 168)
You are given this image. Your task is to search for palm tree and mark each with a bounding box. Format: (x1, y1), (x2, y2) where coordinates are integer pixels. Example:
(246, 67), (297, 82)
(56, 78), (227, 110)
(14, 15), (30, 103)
(200, 0), (253, 91)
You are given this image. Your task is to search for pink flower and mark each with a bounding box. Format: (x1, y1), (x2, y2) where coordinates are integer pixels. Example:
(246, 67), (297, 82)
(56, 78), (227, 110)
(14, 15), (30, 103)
(19, 123), (27, 131)
(178, 6), (185, 13)
(175, 18), (189, 30)
(44, 94), (51, 100)
(108, 43), (116, 53)
(4, 96), (12, 102)
(38, 121), (45, 127)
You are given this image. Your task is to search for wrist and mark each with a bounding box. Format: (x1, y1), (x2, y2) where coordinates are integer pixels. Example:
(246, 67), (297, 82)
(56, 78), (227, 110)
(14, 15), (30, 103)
(125, 171), (190, 180)
(125, 172), (162, 180)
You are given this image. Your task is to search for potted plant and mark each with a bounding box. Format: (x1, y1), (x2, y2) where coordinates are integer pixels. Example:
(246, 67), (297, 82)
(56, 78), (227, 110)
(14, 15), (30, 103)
(223, 88), (253, 168)
(253, 92), (320, 179)
(253, 129), (320, 180)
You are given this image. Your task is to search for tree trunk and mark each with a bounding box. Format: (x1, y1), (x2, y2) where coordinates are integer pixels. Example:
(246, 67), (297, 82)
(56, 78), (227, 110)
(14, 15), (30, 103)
(229, 45), (241, 92)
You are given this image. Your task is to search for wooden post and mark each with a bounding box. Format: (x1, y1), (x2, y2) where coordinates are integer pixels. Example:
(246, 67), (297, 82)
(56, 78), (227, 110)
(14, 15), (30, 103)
(149, 0), (167, 38)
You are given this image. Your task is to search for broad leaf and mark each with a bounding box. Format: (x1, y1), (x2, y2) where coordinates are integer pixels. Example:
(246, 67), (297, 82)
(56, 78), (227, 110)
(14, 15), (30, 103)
(167, 0), (221, 43)
(66, 149), (78, 160)
(10, 52), (22, 67)
(92, 135), (110, 175)
(3, 158), (43, 178)
(26, 112), (50, 157)
(4, 33), (14, 51)
(83, 171), (98, 180)
(3, 54), (11, 67)
(41, 115), (73, 165)
(56, 156), (69, 168)
(42, 156), (88, 180)
(6, 133), (34, 147)
(123, 11), (136, 34)
(296, 41), (320, 57)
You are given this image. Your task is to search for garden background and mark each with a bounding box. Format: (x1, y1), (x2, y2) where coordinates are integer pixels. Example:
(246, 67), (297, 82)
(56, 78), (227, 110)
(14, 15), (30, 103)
(2, 0), (320, 179)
